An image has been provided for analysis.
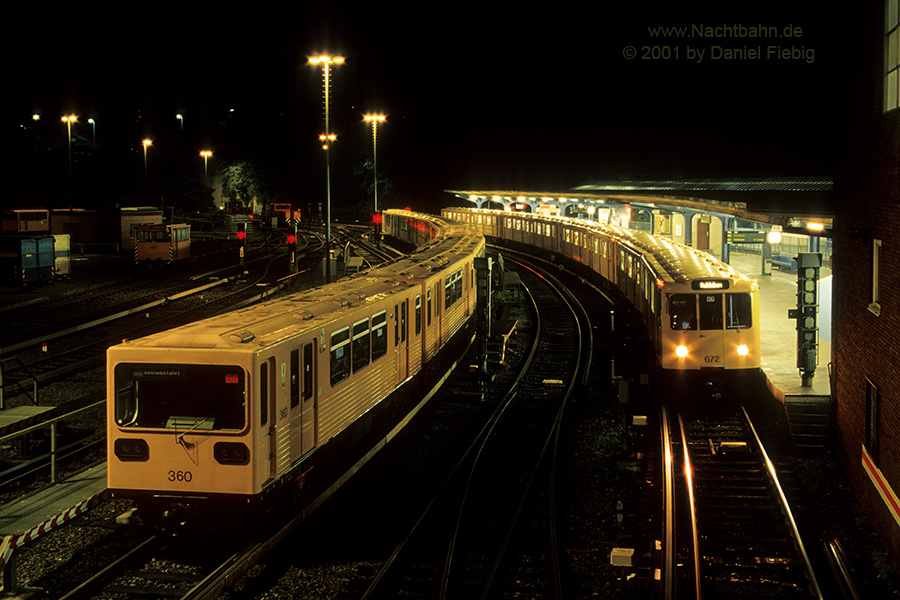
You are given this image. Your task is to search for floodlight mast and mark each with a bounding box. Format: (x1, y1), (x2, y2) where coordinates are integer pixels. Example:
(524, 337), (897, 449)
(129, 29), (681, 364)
(309, 54), (344, 284)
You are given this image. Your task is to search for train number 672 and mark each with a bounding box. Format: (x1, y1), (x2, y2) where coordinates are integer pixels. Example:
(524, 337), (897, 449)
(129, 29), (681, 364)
(704, 355), (720, 363)
(167, 470), (193, 482)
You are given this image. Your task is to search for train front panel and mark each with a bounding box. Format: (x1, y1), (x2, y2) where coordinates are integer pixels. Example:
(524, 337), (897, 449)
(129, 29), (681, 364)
(107, 348), (259, 506)
(660, 278), (761, 371)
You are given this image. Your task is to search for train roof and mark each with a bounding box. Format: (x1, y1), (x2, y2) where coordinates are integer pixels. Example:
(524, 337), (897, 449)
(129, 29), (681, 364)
(113, 210), (483, 355)
(453, 207), (753, 286)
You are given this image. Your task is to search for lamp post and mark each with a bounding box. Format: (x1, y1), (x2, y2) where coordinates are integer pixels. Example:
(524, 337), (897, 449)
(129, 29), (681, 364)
(61, 114), (77, 208)
(309, 53), (344, 284)
(363, 114), (386, 213)
(142, 138), (153, 201)
(87, 118), (96, 146)
(176, 114), (184, 131)
(200, 150), (213, 186)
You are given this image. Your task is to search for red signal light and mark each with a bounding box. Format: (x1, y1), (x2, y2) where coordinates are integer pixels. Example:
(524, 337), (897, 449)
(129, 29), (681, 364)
(236, 230), (246, 240)
(287, 234), (296, 244)
(372, 213), (383, 225)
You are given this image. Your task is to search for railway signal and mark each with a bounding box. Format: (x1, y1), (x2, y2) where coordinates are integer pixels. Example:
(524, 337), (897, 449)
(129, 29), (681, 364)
(788, 253), (822, 387)
(372, 212), (382, 247)
(237, 224), (246, 266)
(287, 232), (297, 271)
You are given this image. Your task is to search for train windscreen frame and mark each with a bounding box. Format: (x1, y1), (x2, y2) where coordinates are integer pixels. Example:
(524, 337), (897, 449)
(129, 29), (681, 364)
(114, 363), (246, 431)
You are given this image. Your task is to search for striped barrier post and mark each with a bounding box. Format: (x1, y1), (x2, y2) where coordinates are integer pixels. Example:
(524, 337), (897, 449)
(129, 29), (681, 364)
(0, 490), (105, 593)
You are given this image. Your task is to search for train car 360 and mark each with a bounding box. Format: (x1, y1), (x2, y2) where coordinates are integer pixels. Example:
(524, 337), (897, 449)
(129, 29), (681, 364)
(107, 210), (484, 528)
(443, 207), (761, 401)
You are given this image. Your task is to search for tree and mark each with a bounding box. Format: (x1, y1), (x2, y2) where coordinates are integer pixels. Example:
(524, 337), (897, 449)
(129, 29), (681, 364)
(219, 160), (280, 215)
(165, 176), (217, 214)
(220, 160), (262, 206)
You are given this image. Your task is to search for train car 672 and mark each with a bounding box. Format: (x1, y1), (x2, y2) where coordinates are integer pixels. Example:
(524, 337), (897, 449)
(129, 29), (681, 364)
(444, 207), (761, 399)
(108, 210), (484, 527)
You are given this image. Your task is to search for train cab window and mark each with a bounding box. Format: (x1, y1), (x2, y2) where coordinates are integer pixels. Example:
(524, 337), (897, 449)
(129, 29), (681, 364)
(372, 310), (388, 361)
(113, 364), (246, 431)
(669, 294), (697, 330)
(330, 327), (351, 386)
(699, 294), (723, 330)
(726, 293), (753, 329)
(415, 294), (422, 335)
(352, 318), (370, 373)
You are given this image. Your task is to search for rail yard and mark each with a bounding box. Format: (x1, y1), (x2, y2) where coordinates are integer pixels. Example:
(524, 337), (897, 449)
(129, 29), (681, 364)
(0, 210), (897, 600)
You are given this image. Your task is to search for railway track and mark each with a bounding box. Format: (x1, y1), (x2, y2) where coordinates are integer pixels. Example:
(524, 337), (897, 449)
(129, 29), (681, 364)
(662, 405), (825, 599)
(360, 256), (591, 599)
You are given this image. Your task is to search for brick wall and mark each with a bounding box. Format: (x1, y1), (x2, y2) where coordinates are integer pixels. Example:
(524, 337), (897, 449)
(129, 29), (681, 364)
(833, 0), (900, 567)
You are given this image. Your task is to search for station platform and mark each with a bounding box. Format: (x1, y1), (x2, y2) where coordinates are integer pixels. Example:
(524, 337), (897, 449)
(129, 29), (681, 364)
(0, 462), (106, 536)
(728, 251), (832, 403)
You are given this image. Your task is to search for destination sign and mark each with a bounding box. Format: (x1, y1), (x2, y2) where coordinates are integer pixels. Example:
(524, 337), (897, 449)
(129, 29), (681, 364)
(692, 280), (731, 290)
(726, 230), (767, 244)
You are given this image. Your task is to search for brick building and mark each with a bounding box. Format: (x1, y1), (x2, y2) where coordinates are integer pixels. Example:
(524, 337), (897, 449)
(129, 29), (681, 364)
(833, 0), (900, 567)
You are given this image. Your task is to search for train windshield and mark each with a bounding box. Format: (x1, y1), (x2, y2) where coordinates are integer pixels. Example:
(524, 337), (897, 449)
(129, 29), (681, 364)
(669, 294), (697, 330)
(670, 293), (753, 330)
(114, 364), (246, 431)
(725, 293), (753, 329)
(135, 229), (171, 243)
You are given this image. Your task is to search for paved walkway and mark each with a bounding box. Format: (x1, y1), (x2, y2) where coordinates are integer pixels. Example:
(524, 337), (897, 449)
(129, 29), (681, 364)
(729, 251), (832, 401)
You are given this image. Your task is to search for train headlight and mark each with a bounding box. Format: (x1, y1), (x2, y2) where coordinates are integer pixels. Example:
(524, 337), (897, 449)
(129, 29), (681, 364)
(736, 344), (749, 356)
(675, 345), (689, 358)
(114, 438), (149, 462)
(214, 442), (250, 465)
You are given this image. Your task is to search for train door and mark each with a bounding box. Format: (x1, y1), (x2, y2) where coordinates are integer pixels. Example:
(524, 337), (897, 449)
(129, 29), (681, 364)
(259, 357), (277, 483)
(395, 299), (409, 382)
(697, 221), (710, 250)
(300, 341), (317, 454)
(697, 293), (725, 366)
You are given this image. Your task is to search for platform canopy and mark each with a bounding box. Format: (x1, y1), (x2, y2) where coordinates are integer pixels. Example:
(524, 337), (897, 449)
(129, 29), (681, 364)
(446, 175), (833, 236)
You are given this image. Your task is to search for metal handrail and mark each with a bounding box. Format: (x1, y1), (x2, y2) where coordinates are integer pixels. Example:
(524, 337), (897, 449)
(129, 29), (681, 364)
(0, 399), (105, 485)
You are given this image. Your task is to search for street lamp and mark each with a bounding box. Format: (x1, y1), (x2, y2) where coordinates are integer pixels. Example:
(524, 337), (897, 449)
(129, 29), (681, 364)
(363, 114), (386, 213)
(176, 114), (184, 131)
(61, 114), (77, 208)
(200, 150), (213, 186)
(309, 53), (344, 284)
(142, 138), (153, 200)
(87, 118), (96, 146)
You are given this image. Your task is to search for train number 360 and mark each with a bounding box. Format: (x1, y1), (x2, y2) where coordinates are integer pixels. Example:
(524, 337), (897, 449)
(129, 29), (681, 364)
(704, 355), (720, 363)
(167, 470), (193, 482)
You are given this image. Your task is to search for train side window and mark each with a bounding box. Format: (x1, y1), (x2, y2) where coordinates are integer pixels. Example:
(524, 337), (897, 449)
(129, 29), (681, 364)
(352, 318), (370, 373)
(669, 294), (697, 330)
(427, 288), (432, 326)
(372, 310), (388, 361)
(260, 361), (269, 426)
(699, 294), (723, 330)
(726, 293), (753, 329)
(330, 327), (351, 386)
(415, 294), (422, 335)
(290, 349), (300, 409)
(302, 343), (314, 401)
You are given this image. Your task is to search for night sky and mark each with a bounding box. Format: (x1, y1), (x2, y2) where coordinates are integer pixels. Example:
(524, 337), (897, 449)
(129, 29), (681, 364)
(10, 3), (837, 216)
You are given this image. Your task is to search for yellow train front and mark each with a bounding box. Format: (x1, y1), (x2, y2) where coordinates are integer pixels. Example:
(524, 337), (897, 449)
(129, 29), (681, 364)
(444, 206), (761, 401)
(133, 223), (191, 264)
(108, 210), (483, 528)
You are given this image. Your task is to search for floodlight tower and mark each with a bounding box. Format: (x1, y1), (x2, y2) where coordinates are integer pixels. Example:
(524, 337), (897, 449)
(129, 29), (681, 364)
(309, 53), (344, 284)
(363, 113), (386, 213)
